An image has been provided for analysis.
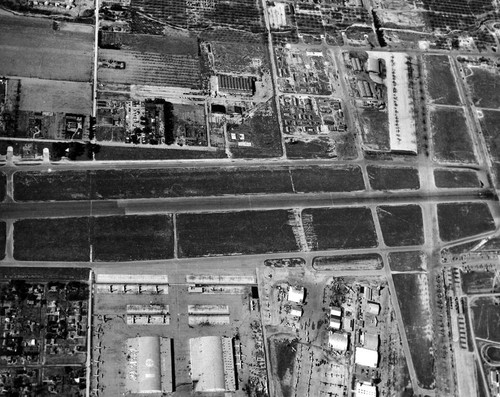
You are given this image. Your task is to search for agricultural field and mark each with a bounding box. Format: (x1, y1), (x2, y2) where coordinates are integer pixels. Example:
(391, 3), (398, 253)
(177, 210), (299, 257)
(290, 166), (364, 193)
(14, 218), (90, 261)
(424, 55), (461, 106)
(0, 172), (5, 201)
(377, 205), (424, 247)
(430, 107), (476, 163)
(302, 207), (378, 250)
(367, 166), (420, 190)
(434, 169), (481, 188)
(465, 67), (500, 109)
(470, 296), (500, 343)
(14, 215), (175, 261)
(0, 221), (5, 261)
(92, 215), (174, 261)
(392, 273), (435, 389)
(388, 251), (427, 272)
(437, 202), (495, 242)
(0, 14), (93, 82)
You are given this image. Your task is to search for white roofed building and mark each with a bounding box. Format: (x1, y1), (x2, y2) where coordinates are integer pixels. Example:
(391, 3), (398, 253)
(355, 347), (378, 368)
(355, 382), (377, 397)
(328, 332), (348, 352)
(288, 286), (305, 303)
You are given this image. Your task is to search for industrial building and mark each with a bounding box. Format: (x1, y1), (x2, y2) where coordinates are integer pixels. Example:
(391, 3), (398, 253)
(189, 336), (236, 392)
(355, 381), (377, 397)
(125, 336), (173, 394)
(288, 286), (305, 303)
(328, 332), (349, 352)
(355, 347), (379, 368)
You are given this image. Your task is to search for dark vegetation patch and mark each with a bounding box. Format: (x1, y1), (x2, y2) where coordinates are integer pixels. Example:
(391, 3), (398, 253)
(424, 55), (461, 106)
(470, 297), (500, 342)
(0, 267), (90, 281)
(467, 68), (500, 109)
(434, 169), (481, 188)
(461, 270), (500, 294)
(312, 253), (382, 270)
(14, 218), (90, 261)
(479, 111), (500, 173)
(177, 210), (299, 257)
(14, 215), (174, 261)
(95, 146), (227, 161)
(0, 222), (5, 261)
(92, 215), (173, 261)
(388, 251), (426, 272)
(367, 166), (420, 190)
(486, 346), (500, 362)
(285, 138), (333, 159)
(0, 172), (5, 201)
(437, 202), (495, 242)
(392, 273), (435, 389)
(377, 205), (424, 247)
(269, 337), (298, 397)
(431, 107), (476, 163)
(303, 207), (377, 250)
(291, 166), (364, 192)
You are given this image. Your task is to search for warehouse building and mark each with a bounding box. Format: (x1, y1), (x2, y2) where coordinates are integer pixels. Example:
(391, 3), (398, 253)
(355, 347), (378, 368)
(189, 336), (236, 392)
(125, 336), (173, 394)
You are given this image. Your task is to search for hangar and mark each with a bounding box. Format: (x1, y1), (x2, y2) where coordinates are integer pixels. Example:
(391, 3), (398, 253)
(125, 336), (173, 394)
(189, 336), (236, 392)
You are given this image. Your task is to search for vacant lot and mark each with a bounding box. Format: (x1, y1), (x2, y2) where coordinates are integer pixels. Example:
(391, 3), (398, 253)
(377, 205), (424, 247)
(388, 251), (426, 272)
(14, 218), (90, 261)
(302, 207), (377, 250)
(92, 215), (174, 261)
(177, 210), (299, 257)
(268, 337), (298, 397)
(431, 107), (476, 163)
(0, 14), (93, 82)
(466, 67), (500, 109)
(424, 55), (461, 106)
(0, 222), (5, 260)
(291, 166), (364, 192)
(360, 108), (390, 151)
(0, 172), (5, 202)
(367, 166), (420, 190)
(95, 145), (227, 161)
(393, 273), (435, 389)
(437, 202), (495, 242)
(19, 78), (92, 115)
(479, 110), (500, 163)
(470, 297), (500, 343)
(434, 169), (481, 188)
(461, 270), (500, 294)
(285, 137), (333, 159)
(14, 215), (175, 261)
(312, 253), (383, 270)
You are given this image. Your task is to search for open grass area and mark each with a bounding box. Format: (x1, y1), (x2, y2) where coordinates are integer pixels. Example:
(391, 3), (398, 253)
(424, 55), (461, 106)
(312, 253), (383, 270)
(479, 110), (500, 164)
(291, 166), (364, 192)
(0, 222), (5, 261)
(466, 67), (500, 109)
(359, 108), (390, 151)
(377, 205), (424, 247)
(470, 297), (500, 343)
(285, 138), (333, 159)
(302, 207), (377, 250)
(0, 172), (5, 202)
(268, 337), (298, 397)
(434, 169), (481, 188)
(431, 107), (476, 163)
(95, 146), (227, 160)
(367, 166), (420, 190)
(14, 218), (90, 261)
(14, 215), (175, 261)
(393, 273), (435, 389)
(437, 202), (495, 242)
(388, 251), (426, 272)
(177, 210), (299, 257)
(461, 270), (500, 294)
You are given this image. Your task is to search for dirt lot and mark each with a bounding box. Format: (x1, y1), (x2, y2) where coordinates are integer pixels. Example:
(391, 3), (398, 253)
(14, 215), (175, 261)
(291, 165), (364, 192)
(392, 273), (435, 389)
(377, 205), (424, 247)
(19, 78), (92, 115)
(424, 55), (461, 106)
(177, 210), (299, 257)
(302, 207), (378, 250)
(388, 251), (427, 272)
(268, 336), (298, 397)
(0, 14), (93, 82)
(437, 202), (495, 242)
(0, 221), (5, 261)
(367, 165), (420, 190)
(359, 108), (390, 151)
(466, 67), (500, 109)
(470, 296), (500, 343)
(92, 215), (174, 261)
(434, 169), (481, 188)
(431, 106), (476, 163)
(14, 217), (90, 261)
